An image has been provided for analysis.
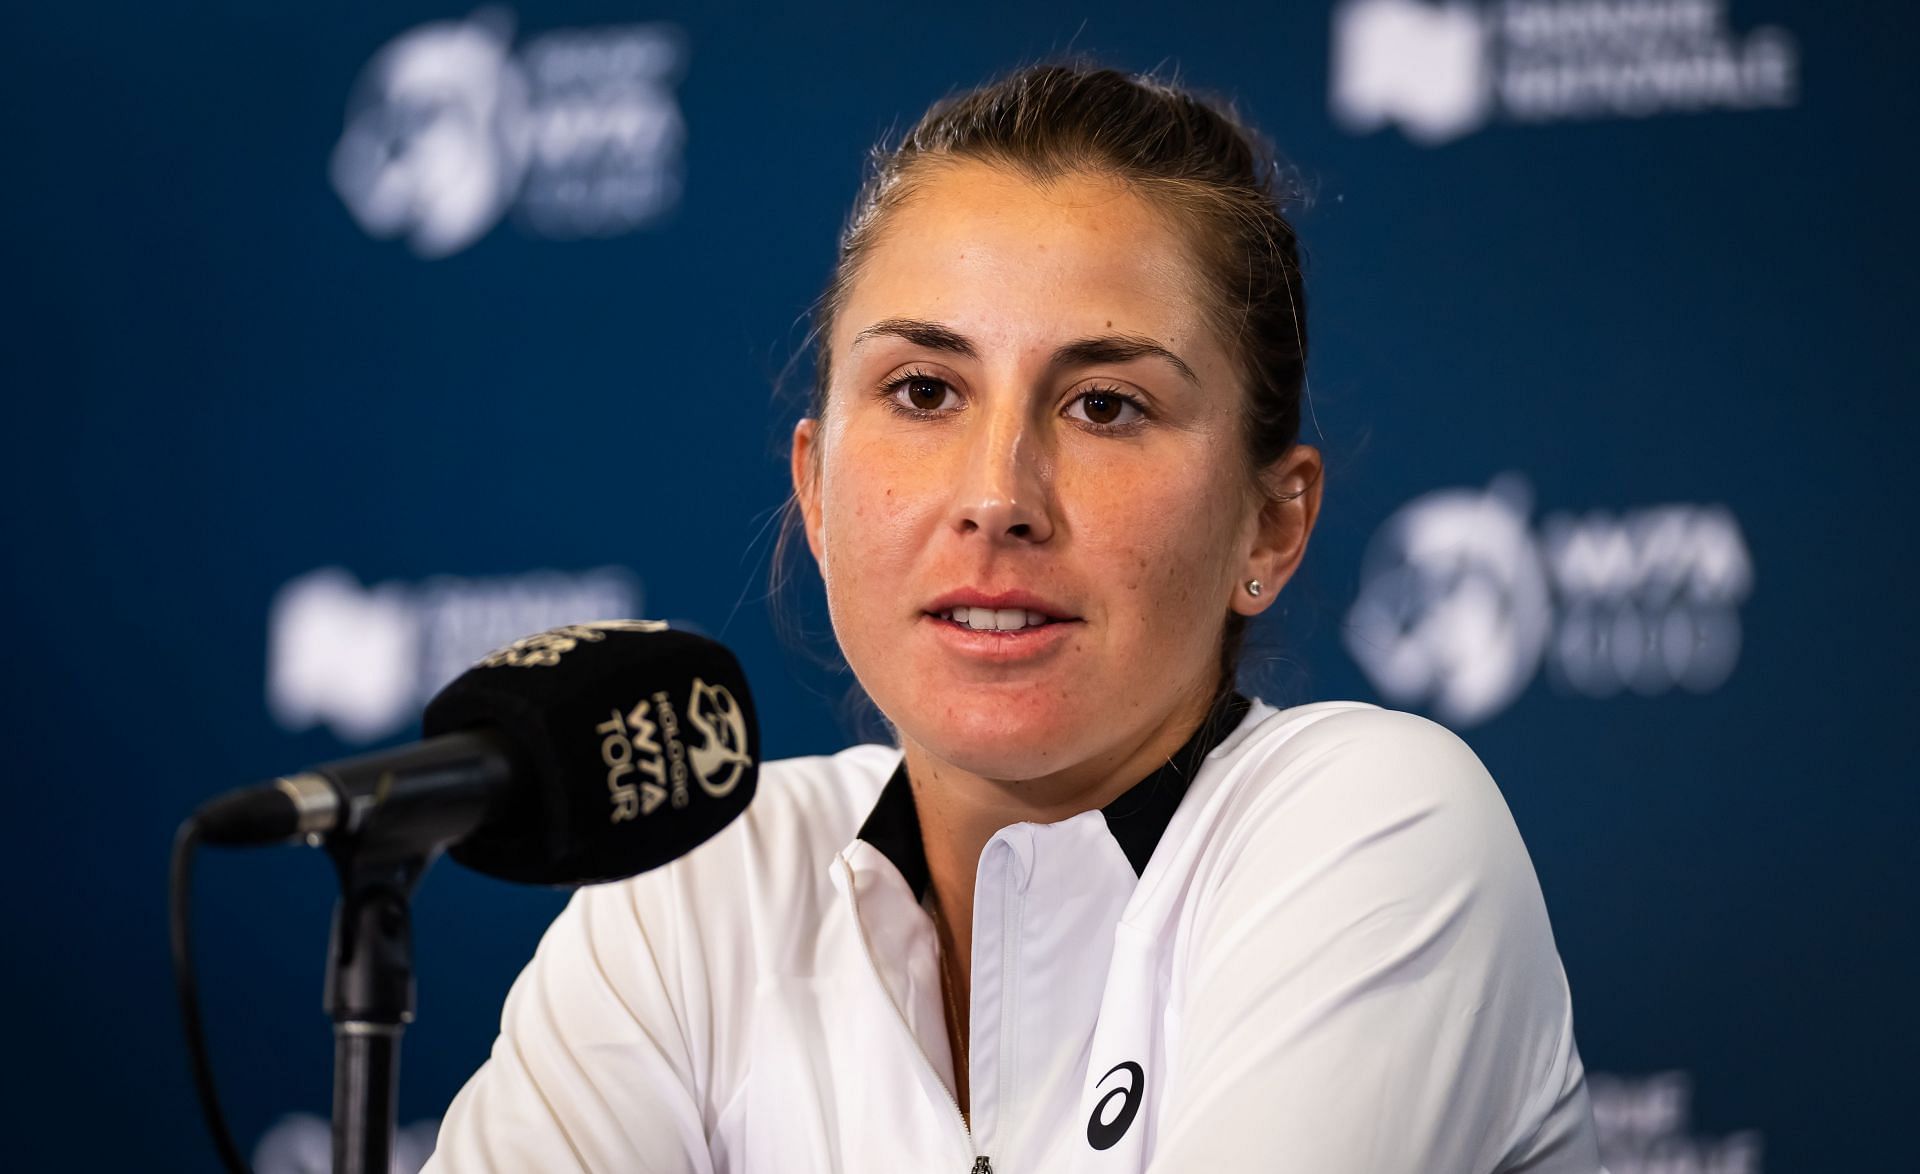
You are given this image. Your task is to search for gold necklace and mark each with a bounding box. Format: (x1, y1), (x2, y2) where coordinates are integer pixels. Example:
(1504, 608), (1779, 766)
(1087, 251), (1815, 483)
(929, 902), (969, 1105)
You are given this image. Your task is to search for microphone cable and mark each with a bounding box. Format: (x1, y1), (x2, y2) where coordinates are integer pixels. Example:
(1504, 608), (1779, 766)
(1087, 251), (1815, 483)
(170, 817), (254, 1174)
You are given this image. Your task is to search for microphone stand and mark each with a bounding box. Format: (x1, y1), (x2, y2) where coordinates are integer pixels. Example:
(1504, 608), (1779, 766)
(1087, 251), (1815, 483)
(311, 732), (506, 1174)
(323, 844), (428, 1174)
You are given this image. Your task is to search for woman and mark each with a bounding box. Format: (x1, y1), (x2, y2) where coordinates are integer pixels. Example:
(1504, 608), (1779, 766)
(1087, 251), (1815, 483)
(426, 65), (1604, 1173)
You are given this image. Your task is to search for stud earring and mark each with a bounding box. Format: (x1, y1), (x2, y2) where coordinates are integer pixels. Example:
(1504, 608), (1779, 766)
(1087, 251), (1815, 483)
(1245, 579), (1263, 598)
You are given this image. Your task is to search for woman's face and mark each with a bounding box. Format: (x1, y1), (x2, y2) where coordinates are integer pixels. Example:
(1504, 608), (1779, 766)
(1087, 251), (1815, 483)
(794, 161), (1310, 782)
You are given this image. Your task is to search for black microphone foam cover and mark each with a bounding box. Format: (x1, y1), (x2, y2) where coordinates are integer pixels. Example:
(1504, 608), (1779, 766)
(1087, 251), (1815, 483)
(422, 621), (759, 886)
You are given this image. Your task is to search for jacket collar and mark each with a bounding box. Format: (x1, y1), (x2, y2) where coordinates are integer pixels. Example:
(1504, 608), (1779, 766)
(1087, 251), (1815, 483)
(856, 692), (1254, 902)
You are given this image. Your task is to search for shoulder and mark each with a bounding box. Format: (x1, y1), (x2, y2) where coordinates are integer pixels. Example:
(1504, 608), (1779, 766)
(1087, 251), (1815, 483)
(1153, 704), (1597, 1171)
(439, 746), (901, 1162)
(1225, 699), (1501, 804)
(1209, 700), (1520, 863)
(1186, 699), (1551, 950)
(727, 740), (902, 865)
(571, 740), (900, 938)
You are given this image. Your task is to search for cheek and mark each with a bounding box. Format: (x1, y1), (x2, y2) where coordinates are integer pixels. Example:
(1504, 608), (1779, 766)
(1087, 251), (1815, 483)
(817, 436), (932, 590)
(1073, 462), (1242, 614)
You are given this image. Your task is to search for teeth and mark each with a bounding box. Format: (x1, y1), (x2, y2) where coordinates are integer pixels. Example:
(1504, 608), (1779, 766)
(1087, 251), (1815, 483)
(946, 606), (1053, 631)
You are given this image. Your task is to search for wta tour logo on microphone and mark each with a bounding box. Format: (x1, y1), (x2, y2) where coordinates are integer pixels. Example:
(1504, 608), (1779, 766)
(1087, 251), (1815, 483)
(465, 618), (753, 821)
(479, 619), (668, 667)
(597, 675), (751, 822)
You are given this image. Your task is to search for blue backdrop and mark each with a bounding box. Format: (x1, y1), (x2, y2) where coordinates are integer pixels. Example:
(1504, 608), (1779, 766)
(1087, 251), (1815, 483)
(5, 2), (1913, 1169)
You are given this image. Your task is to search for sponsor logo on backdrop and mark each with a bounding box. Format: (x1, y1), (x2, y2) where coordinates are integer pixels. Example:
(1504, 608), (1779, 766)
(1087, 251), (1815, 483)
(1331, 0), (1799, 144)
(268, 565), (641, 742)
(1344, 473), (1751, 725)
(1590, 1071), (1763, 1173)
(255, 1111), (438, 1173)
(331, 8), (686, 257)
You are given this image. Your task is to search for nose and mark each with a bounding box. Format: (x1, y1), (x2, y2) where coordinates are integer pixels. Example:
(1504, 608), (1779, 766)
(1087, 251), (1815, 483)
(948, 399), (1055, 544)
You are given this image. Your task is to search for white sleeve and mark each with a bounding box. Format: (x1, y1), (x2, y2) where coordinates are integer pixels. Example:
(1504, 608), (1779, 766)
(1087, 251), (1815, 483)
(422, 877), (718, 1174)
(1148, 709), (1602, 1173)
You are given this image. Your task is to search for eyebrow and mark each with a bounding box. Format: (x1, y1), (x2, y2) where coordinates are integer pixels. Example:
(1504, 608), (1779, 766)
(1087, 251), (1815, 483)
(850, 317), (1199, 386)
(852, 318), (978, 359)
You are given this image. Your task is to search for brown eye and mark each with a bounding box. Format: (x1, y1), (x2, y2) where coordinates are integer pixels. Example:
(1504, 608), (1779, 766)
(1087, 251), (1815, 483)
(1081, 392), (1122, 424)
(1068, 389), (1143, 428)
(903, 377), (949, 411)
(887, 373), (959, 414)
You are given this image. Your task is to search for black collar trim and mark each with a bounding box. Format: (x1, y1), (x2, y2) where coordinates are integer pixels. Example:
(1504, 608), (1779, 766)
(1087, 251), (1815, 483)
(852, 755), (933, 900)
(854, 693), (1254, 902)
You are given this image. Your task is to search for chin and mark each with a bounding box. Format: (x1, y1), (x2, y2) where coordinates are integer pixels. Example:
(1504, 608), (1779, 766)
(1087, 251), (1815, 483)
(920, 740), (1062, 783)
(886, 682), (1089, 782)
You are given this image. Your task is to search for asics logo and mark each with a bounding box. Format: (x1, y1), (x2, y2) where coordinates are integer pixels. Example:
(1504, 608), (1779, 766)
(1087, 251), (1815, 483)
(1086, 1061), (1144, 1151)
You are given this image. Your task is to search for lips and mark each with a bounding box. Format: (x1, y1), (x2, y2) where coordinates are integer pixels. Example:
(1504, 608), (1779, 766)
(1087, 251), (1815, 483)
(925, 591), (1082, 649)
(917, 590), (1079, 664)
(938, 605), (1056, 631)
(923, 589), (1077, 628)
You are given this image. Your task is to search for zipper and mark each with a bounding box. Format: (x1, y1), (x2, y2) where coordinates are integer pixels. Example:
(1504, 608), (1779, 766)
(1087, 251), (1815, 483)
(839, 857), (990, 1174)
(998, 857), (1023, 1138)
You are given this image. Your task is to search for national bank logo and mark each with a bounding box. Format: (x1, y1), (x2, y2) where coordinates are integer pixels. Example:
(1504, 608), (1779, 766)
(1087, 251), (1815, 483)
(1344, 474), (1752, 725)
(331, 8), (687, 257)
(1330, 0), (1493, 145)
(1330, 0), (1799, 145)
(1589, 1070), (1763, 1173)
(255, 1111), (437, 1173)
(268, 565), (641, 742)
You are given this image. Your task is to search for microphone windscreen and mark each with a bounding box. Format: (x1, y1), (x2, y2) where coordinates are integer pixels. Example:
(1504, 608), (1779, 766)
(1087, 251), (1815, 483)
(422, 621), (759, 886)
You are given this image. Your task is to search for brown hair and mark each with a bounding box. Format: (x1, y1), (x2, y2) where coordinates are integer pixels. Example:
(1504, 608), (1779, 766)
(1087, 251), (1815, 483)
(788, 62), (1312, 694)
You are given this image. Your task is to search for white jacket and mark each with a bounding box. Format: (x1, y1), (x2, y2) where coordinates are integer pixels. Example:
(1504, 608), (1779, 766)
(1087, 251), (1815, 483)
(425, 697), (1605, 1173)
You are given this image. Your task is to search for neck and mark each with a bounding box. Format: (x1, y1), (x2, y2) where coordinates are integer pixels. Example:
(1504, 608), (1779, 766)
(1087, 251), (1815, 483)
(906, 681), (1219, 972)
(903, 682), (1231, 1120)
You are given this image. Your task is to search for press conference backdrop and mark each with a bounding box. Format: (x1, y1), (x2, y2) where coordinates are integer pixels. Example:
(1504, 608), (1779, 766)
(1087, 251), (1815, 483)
(4, 1), (1911, 1169)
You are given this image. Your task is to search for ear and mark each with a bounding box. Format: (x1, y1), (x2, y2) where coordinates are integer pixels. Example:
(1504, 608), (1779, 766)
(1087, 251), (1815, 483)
(790, 417), (826, 563)
(1230, 444), (1324, 617)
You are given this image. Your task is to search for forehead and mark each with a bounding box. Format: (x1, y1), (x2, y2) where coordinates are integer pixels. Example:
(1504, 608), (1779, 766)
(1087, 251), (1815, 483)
(835, 161), (1222, 370)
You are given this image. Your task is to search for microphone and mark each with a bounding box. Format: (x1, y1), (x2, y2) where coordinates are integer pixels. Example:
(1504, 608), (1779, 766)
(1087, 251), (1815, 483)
(193, 620), (759, 884)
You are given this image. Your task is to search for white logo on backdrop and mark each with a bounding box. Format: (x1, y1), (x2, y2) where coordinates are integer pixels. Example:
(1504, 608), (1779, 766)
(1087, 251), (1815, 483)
(254, 1111), (438, 1173)
(268, 565), (641, 742)
(1331, 0), (1493, 145)
(331, 8), (686, 257)
(1331, 0), (1799, 145)
(1345, 474), (1752, 725)
(1589, 1071), (1763, 1173)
